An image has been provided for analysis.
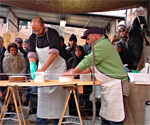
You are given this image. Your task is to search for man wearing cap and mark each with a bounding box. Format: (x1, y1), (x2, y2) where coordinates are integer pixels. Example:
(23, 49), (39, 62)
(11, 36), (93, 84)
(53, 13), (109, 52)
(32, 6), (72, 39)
(62, 26), (130, 124)
(66, 34), (77, 56)
(15, 38), (27, 59)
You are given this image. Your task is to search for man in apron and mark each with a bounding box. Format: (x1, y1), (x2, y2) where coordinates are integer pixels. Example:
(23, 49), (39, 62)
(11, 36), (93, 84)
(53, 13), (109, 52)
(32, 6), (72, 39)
(28, 17), (68, 125)
(62, 26), (130, 124)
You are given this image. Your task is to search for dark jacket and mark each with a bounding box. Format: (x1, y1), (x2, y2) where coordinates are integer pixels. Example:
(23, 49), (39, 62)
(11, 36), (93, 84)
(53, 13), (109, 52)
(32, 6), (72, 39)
(61, 44), (72, 62)
(19, 47), (27, 59)
(0, 46), (6, 80)
(83, 42), (91, 55)
(67, 45), (85, 70)
(117, 42), (134, 70)
(68, 45), (77, 57)
(128, 17), (144, 69)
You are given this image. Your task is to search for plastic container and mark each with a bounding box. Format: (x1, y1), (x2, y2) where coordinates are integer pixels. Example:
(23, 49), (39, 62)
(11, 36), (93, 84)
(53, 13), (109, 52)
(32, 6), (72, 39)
(145, 101), (150, 125)
(128, 73), (150, 82)
(59, 76), (74, 82)
(34, 72), (45, 83)
(80, 73), (91, 81)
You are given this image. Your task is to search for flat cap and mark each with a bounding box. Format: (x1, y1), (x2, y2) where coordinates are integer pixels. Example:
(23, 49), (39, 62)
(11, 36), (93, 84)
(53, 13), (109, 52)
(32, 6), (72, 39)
(81, 26), (104, 39)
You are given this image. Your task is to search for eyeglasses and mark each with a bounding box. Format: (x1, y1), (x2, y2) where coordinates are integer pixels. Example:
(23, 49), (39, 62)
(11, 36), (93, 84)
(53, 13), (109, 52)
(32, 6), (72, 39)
(118, 28), (125, 33)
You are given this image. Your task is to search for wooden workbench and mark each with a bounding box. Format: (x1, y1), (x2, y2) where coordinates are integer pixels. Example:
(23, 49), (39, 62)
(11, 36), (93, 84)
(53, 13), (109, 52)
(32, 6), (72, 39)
(0, 79), (100, 125)
(0, 79), (100, 87)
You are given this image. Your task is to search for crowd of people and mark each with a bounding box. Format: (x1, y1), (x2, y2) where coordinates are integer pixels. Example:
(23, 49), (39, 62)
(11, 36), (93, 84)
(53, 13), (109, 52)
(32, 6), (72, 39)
(0, 16), (139, 125)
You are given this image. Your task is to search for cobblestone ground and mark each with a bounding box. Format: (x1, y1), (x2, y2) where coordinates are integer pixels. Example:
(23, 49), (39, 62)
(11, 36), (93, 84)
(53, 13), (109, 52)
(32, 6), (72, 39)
(2, 115), (101, 125)
(1, 106), (101, 125)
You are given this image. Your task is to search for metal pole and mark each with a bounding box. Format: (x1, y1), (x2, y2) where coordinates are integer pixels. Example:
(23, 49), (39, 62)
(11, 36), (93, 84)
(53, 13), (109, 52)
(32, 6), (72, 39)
(92, 44), (96, 125)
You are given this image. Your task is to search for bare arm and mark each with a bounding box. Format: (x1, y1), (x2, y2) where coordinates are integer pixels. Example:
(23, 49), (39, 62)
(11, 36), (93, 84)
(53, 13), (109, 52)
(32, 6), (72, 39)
(72, 66), (91, 75)
(36, 53), (57, 72)
(61, 67), (91, 76)
(29, 58), (36, 64)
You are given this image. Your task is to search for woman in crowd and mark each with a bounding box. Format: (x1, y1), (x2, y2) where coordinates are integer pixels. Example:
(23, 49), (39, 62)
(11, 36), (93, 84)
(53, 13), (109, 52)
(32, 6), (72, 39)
(67, 45), (85, 71)
(2, 42), (26, 112)
(3, 42), (26, 74)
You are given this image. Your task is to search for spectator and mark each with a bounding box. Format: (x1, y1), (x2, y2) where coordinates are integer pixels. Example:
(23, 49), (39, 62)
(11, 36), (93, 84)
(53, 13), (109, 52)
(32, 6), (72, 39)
(15, 38), (27, 59)
(3, 42), (26, 74)
(2, 42), (26, 111)
(23, 39), (30, 74)
(67, 45), (85, 70)
(67, 45), (85, 117)
(111, 24), (135, 70)
(60, 36), (72, 62)
(115, 42), (134, 70)
(82, 41), (91, 55)
(0, 36), (7, 106)
(66, 34), (77, 56)
(23, 39), (34, 106)
(0, 36), (6, 77)
(111, 24), (128, 47)
(23, 39), (29, 51)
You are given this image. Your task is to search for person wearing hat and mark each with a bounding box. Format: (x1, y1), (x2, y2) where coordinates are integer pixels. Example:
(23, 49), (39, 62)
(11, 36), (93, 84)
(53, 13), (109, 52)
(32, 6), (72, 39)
(61, 26), (130, 124)
(66, 34), (77, 56)
(15, 37), (27, 59)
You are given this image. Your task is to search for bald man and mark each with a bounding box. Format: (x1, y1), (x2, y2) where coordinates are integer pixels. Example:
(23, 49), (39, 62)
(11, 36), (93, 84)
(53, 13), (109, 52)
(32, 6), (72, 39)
(28, 17), (68, 124)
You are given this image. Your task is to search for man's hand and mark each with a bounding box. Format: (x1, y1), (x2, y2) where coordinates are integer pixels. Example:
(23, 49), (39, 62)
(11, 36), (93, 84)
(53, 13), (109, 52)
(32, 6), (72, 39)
(30, 62), (37, 79)
(61, 70), (72, 76)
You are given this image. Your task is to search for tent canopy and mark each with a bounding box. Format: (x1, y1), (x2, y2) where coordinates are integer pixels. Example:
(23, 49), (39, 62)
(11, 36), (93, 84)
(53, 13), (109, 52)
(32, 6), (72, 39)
(0, 0), (147, 14)
(0, 0), (148, 29)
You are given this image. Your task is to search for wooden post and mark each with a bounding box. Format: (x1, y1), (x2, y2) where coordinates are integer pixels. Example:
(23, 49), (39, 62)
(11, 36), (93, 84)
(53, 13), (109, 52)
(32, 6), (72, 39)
(92, 44), (96, 125)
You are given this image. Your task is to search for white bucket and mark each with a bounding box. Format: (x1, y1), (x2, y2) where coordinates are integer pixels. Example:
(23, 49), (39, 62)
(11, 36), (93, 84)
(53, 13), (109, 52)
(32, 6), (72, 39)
(34, 72), (45, 82)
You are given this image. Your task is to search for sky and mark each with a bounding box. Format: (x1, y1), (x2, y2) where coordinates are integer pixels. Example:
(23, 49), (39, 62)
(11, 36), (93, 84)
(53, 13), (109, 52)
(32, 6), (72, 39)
(88, 10), (126, 18)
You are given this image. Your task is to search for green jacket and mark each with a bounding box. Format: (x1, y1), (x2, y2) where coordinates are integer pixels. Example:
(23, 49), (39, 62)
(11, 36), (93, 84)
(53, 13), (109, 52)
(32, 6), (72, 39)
(78, 36), (127, 81)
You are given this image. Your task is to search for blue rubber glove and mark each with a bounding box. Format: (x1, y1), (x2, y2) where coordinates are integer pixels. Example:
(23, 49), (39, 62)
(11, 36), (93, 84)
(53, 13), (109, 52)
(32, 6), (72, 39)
(30, 62), (37, 79)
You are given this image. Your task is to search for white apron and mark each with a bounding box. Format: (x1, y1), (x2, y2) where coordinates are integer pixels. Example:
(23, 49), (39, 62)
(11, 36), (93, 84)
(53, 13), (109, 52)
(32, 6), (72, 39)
(94, 67), (125, 122)
(36, 37), (68, 119)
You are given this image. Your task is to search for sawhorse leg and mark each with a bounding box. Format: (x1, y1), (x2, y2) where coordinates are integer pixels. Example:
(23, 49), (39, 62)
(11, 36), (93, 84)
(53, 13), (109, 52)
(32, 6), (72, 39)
(0, 86), (26, 125)
(0, 87), (12, 124)
(73, 89), (83, 124)
(15, 86), (26, 125)
(58, 87), (83, 125)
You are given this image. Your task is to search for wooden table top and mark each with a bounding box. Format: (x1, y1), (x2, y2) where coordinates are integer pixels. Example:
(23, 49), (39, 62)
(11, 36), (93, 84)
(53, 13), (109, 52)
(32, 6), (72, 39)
(0, 79), (100, 87)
